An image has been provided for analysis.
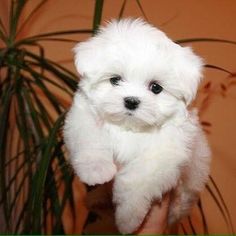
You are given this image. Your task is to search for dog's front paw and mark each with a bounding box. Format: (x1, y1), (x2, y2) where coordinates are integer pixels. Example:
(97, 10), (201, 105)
(73, 157), (117, 186)
(113, 176), (151, 234)
(115, 201), (149, 234)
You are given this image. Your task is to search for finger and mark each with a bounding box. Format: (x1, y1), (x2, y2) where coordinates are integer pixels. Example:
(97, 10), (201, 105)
(136, 193), (170, 234)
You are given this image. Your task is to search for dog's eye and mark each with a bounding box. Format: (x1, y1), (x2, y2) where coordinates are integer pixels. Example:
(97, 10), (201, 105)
(149, 81), (163, 94)
(110, 76), (122, 86)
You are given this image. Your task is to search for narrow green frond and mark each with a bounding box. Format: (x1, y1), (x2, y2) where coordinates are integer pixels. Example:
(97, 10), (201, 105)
(14, 90), (34, 229)
(180, 223), (188, 234)
(3, 144), (40, 168)
(25, 51), (77, 91)
(25, 61), (74, 96)
(0, 16), (7, 35)
(22, 65), (64, 114)
(93, 0), (104, 34)
(9, 0), (27, 44)
(205, 64), (233, 75)
(187, 216), (196, 234)
(29, 114), (65, 233)
(15, 199), (29, 233)
(118, 0), (127, 19)
(135, 0), (148, 21)
(45, 166), (65, 234)
(26, 50), (78, 79)
(15, 90), (31, 155)
(206, 184), (231, 233)
(176, 38), (236, 46)
(8, 167), (31, 216)
(197, 198), (209, 234)
(26, 80), (53, 130)
(16, 0), (47, 37)
(0, 28), (7, 43)
(9, 0), (15, 36)
(0, 83), (13, 230)
(209, 176), (234, 233)
(19, 37), (79, 44)
(53, 142), (76, 223)
(22, 86), (45, 139)
(4, 156), (32, 194)
(16, 29), (93, 46)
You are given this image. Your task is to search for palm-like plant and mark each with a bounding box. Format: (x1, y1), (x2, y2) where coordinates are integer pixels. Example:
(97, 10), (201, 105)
(0, 0), (102, 233)
(0, 0), (235, 234)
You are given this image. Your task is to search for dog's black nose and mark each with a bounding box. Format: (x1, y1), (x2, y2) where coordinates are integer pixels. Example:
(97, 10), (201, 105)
(124, 97), (140, 110)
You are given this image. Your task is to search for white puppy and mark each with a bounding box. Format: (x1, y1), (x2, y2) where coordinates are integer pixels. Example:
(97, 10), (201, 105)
(63, 18), (211, 234)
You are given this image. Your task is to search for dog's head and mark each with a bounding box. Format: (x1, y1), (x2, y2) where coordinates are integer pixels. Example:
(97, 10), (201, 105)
(74, 19), (203, 130)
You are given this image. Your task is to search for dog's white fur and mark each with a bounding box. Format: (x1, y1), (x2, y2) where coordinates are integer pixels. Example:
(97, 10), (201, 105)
(63, 19), (211, 234)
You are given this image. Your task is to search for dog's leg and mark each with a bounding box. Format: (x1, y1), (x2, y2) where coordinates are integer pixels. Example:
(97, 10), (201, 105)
(167, 182), (198, 227)
(168, 134), (211, 226)
(64, 94), (116, 185)
(113, 149), (188, 234)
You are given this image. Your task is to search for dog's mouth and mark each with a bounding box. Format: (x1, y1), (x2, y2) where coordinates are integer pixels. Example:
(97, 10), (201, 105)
(102, 107), (159, 131)
(125, 112), (133, 116)
(104, 110), (158, 132)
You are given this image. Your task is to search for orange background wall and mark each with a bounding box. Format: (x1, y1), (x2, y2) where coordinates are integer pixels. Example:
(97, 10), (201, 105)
(1, 0), (236, 234)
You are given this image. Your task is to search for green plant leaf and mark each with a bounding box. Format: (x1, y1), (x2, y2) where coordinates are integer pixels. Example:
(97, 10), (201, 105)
(53, 142), (76, 227)
(0, 16), (7, 37)
(16, 0), (47, 37)
(26, 80), (53, 130)
(135, 0), (148, 21)
(197, 198), (209, 234)
(8, 165), (32, 216)
(14, 86), (34, 230)
(0, 82), (13, 231)
(15, 198), (30, 232)
(25, 49), (76, 77)
(16, 29), (93, 46)
(118, 0), (127, 19)
(93, 0), (104, 34)
(25, 62), (73, 96)
(44, 165), (65, 234)
(176, 38), (236, 46)
(205, 64), (232, 75)
(24, 50), (78, 89)
(180, 223), (188, 234)
(206, 184), (231, 233)
(23, 86), (45, 139)
(26, 37), (79, 43)
(29, 113), (65, 233)
(9, 0), (27, 44)
(187, 216), (196, 235)
(4, 155), (32, 195)
(21, 64), (64, 114)
(3, 144), (40, 168)
(0, 28), (6, 42)
(209, 176), (234, 233)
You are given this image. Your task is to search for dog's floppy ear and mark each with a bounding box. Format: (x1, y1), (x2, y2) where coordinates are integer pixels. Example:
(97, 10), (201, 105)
(174, 46), (204, 105)
(73, 38), (103, 79)
(73, 41), (93, 77)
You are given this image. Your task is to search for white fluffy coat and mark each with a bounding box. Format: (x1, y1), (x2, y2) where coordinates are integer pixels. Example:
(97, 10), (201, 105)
(63, 19), (211, 234)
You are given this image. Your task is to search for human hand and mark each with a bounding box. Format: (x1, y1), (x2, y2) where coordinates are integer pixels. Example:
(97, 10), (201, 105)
(136, 193), (170, 235)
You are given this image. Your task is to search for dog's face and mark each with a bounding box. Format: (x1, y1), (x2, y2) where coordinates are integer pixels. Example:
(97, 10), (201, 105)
(74, 19), (203, 130)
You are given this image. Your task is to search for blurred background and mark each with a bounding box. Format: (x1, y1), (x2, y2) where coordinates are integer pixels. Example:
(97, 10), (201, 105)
(0, 0), (235, 234)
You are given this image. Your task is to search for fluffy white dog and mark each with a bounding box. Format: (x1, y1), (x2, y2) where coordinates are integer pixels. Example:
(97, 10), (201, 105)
(64, 18), (211, 234)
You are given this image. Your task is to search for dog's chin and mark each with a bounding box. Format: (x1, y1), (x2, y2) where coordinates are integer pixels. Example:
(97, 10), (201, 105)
(103, 112), (162, 132)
